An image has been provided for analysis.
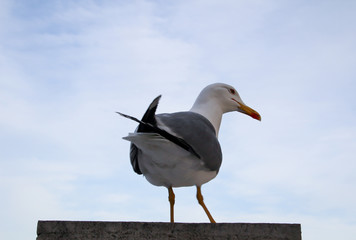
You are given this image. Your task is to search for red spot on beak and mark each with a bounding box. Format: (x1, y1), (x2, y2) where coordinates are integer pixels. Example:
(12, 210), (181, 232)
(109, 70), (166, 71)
(251, 112), (261, 121)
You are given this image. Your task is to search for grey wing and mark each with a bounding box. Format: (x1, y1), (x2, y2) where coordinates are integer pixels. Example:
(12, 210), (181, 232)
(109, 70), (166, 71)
(157, 112), (222, 172)
(120, 96), (200, 175)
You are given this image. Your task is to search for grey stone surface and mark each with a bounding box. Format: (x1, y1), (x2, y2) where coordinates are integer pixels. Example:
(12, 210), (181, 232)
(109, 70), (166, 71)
(37, 221), (301, 240)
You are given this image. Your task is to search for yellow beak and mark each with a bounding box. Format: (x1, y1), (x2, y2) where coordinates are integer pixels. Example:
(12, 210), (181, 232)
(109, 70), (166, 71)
(238, 103), (261, 121)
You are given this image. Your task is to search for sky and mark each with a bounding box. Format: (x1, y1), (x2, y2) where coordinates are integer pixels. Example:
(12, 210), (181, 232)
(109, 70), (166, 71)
(0, 0), (356, 239)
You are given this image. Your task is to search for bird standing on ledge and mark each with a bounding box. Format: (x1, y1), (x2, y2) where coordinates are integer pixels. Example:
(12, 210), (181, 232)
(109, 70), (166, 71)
(117, 83), (261, 223)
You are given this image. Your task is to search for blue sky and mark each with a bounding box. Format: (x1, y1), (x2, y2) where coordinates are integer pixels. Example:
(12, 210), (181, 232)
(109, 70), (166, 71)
(1, 0), (356, 239)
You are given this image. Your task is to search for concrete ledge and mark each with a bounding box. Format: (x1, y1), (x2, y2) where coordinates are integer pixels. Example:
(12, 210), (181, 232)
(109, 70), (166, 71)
(37, 221), (301, 240)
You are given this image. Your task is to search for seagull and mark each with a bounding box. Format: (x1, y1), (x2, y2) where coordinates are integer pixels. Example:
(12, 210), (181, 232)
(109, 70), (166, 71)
(117, 83), (261, 223)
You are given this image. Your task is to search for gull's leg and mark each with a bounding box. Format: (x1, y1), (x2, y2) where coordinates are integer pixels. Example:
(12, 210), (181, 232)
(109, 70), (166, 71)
(168, 186), (175, 223)
(196, 185), (216, 223)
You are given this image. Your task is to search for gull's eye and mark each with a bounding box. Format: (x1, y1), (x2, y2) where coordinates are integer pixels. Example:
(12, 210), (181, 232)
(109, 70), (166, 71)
(228, 88), (236, 94)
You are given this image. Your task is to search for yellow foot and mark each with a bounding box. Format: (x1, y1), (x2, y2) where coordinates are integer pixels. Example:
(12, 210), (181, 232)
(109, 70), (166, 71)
(196, 185), (216, 223)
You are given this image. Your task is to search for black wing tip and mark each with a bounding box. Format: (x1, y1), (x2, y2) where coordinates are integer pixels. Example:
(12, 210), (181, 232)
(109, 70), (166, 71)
(116, 111), (130, 119)
(116, 94), (162, 116)
(149, 95), (162, 109)
(116, 112), (142, 125)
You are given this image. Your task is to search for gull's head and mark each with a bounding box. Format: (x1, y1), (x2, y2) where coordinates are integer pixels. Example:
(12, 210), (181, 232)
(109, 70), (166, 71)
(197, 83), (261, 121)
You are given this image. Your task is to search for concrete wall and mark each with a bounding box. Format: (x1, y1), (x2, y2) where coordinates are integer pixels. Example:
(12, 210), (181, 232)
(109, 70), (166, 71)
(37, 221), (301, 240)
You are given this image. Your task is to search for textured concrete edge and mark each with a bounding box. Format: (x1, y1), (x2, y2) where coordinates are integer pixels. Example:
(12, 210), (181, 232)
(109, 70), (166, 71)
(37, 221), (302, 240)
(37, 220), (301, 233)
